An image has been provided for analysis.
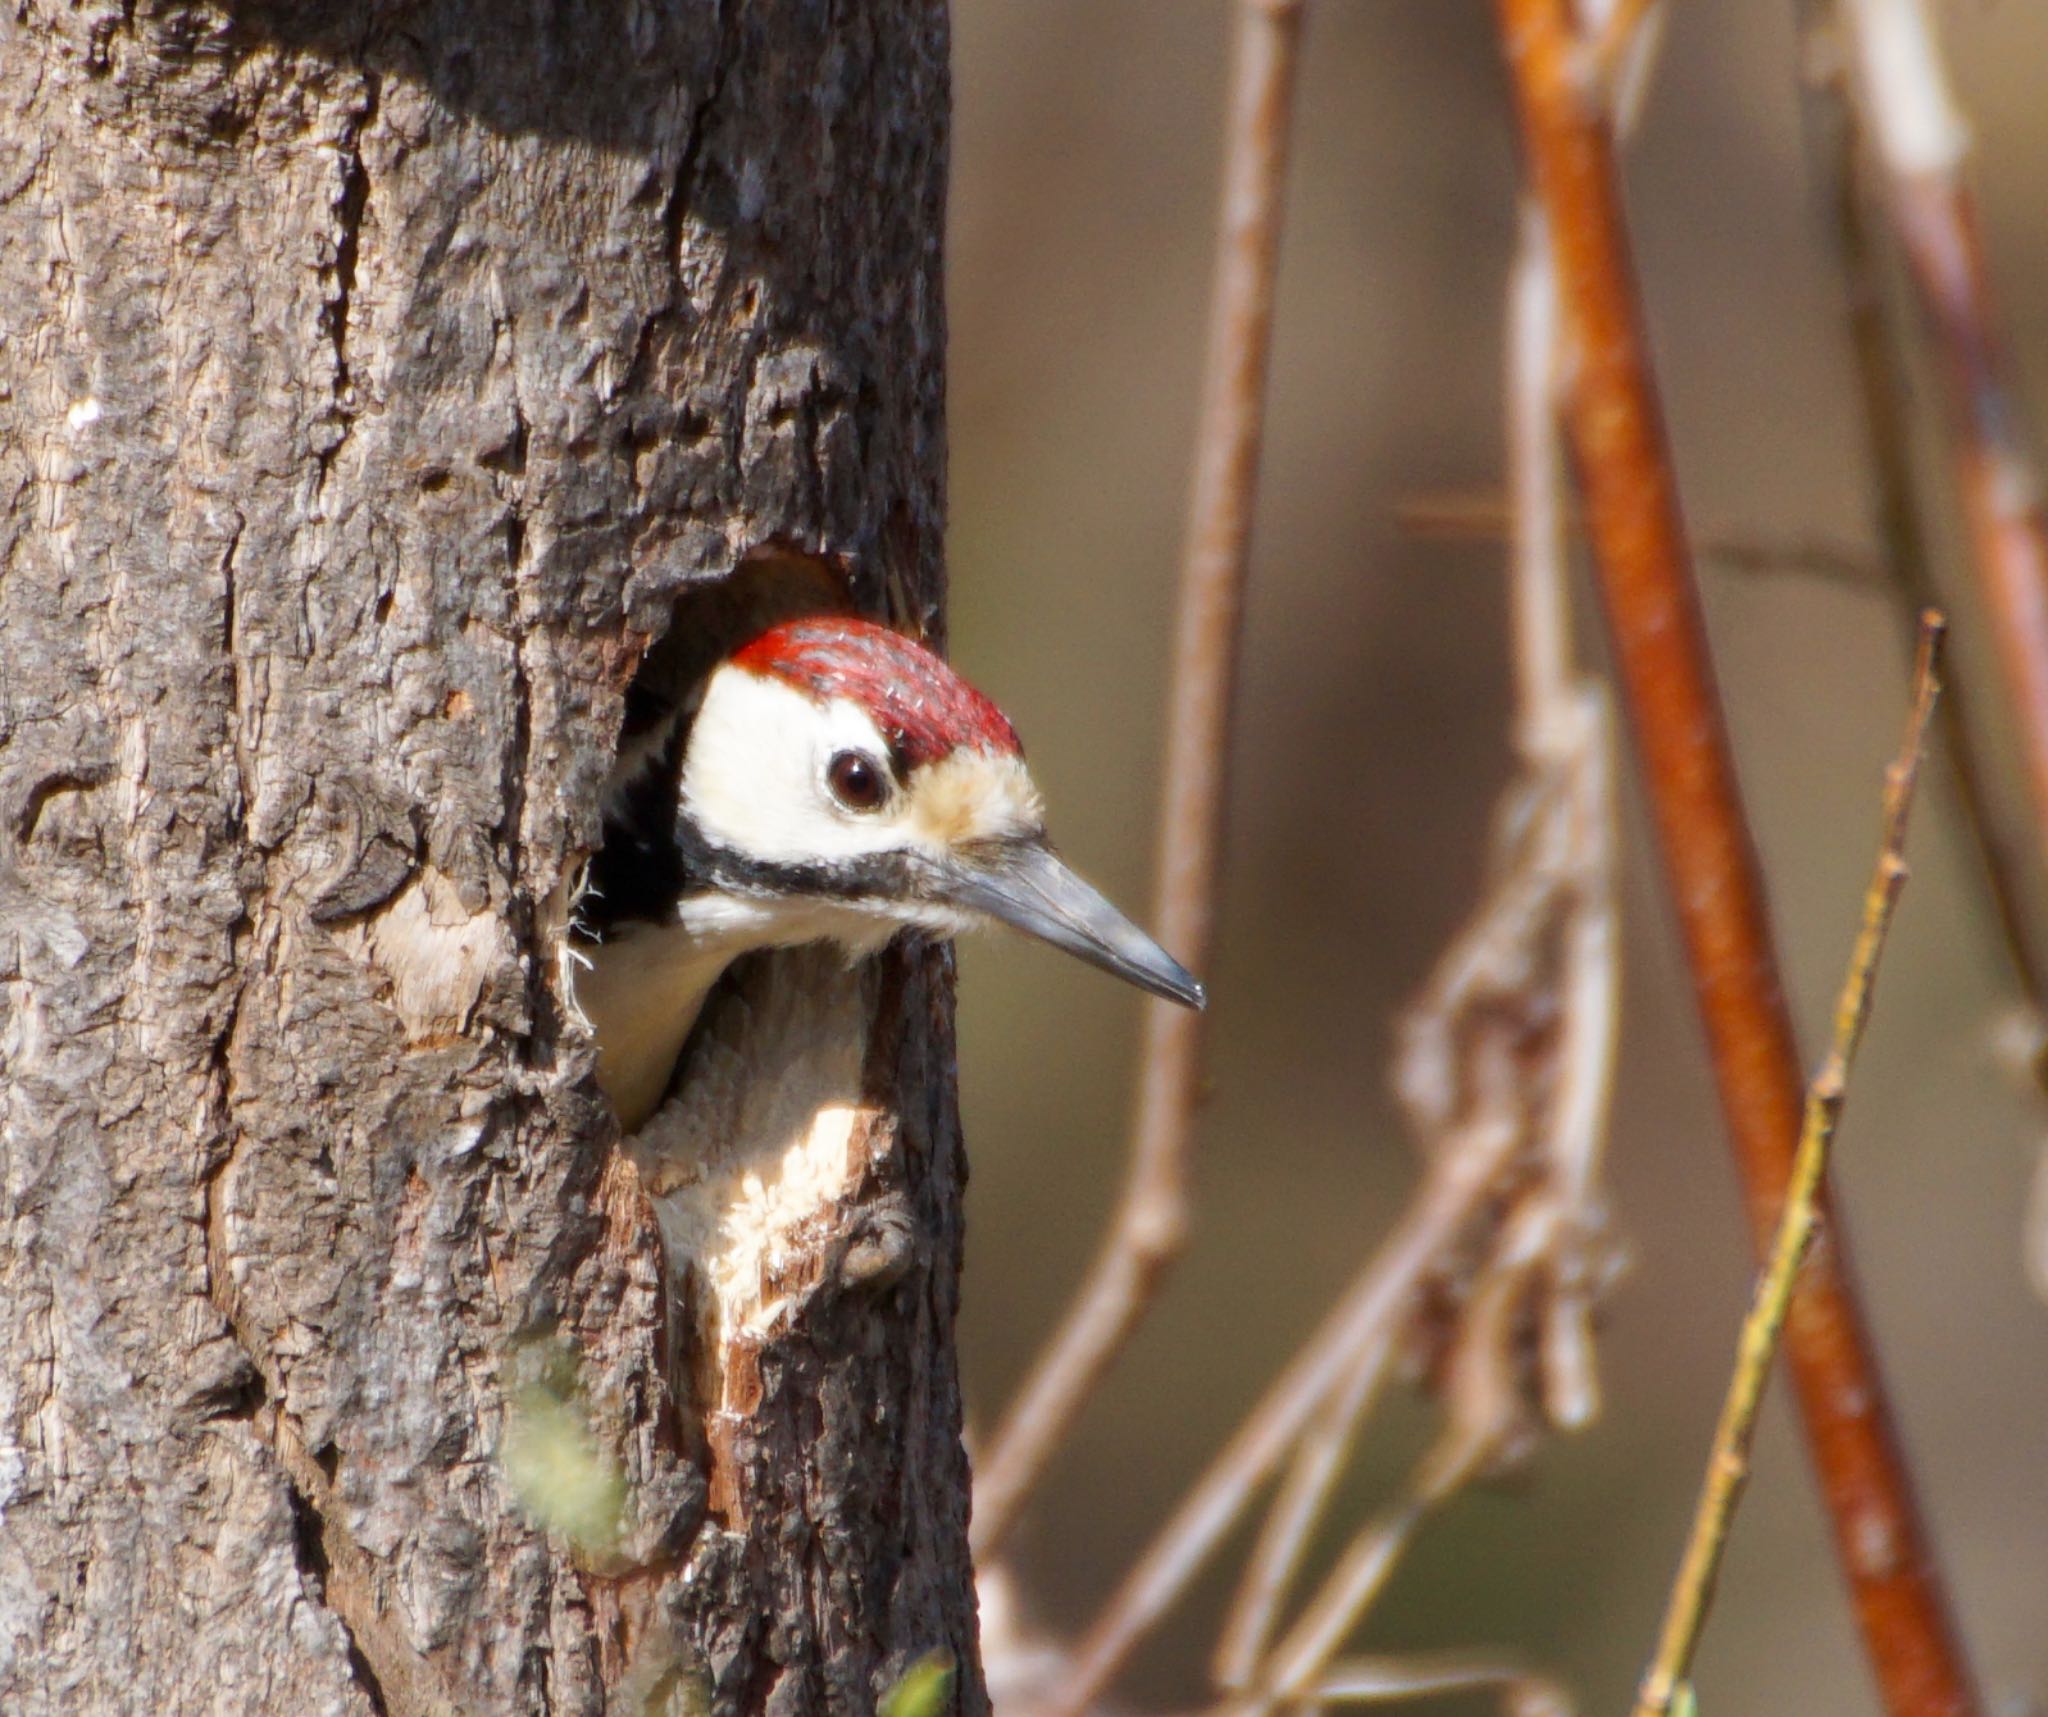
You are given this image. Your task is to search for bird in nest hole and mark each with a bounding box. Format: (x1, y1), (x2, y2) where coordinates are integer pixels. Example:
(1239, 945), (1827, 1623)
(572, 614), (1204, 1129)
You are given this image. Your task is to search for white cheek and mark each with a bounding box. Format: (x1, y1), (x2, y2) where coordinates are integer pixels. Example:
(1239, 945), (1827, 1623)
(681, 671), (908, 864)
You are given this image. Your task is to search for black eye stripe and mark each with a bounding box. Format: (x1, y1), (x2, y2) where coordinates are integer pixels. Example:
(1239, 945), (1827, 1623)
(827, 749), (889, 813)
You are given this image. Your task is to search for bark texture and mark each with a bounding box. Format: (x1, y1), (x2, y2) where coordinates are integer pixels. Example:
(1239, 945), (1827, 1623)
(0, 3), (981, 1713)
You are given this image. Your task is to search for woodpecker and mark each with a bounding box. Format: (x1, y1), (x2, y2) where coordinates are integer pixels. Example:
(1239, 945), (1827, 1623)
(574, 615), (1205, 1129)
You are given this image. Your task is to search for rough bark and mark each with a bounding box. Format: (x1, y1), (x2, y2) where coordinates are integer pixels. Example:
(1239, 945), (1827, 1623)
(0, 3), (982, 1714)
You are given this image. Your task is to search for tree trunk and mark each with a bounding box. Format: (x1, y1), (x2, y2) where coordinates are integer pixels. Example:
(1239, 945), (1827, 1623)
(0, 4), (982, 1713)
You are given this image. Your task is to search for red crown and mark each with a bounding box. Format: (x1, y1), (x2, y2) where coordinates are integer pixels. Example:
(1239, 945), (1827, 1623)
(732, 617), (1023, 767)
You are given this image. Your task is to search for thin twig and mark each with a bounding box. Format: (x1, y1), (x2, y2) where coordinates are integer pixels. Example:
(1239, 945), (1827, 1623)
(1210, 1320), (1398, 1690)
(1634, 617), (1945, 1717)
(1493, 4), (1983, 1715)
(1231, 1247), (1537, 1717)
(1230, 1496), (1433, 1717)
(1395, 495), (1885, 589)
(1832, 0), (2048, 1305)
(1311, 1652), (1568, 1715)
(1795, 0), (2047, 1010)
(1697, 534), (1881, 587)
(1590, 0), (1665, 123)
(1500, 182), (1624, 1441)
(1054, 1119), (1524, 1717)
(972, 0), (1307, 1561)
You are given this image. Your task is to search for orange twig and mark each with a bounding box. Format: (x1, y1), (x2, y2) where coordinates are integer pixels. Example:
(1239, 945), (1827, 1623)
(971, 0), (1305, 1560)
(1493, 5), (1982, 1717)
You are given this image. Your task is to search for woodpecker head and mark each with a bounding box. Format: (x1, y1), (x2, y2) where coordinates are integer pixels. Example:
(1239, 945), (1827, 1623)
(671, 616), (1204, 1005)
(577, 615), (1203, 1127)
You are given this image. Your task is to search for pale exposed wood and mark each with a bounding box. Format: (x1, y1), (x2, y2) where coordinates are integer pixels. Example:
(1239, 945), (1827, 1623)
(0, 4), (979, 1713)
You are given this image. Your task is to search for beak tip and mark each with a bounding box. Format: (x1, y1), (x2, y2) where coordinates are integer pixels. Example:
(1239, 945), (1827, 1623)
(1143, 955), (1204, 1011)
(936, 839), (1210, 1014)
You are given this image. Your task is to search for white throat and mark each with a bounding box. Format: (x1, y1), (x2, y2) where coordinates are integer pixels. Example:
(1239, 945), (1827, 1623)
(573, 896), (903, 1131)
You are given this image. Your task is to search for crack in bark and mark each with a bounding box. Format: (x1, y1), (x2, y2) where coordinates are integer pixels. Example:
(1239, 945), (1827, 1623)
(328, 75), (377, 396)
(200, 979), (249, 1332)
(613, 0), (735, 419)
(203, 1139), (445, 1717)
(219, 510), (250, 845)
(288, 1486), (393, 1717)
(272, 1420), (435, 1717)
(13, 765), (113, 843)
(664, 3), (731, 287)
(498, 629), (534, 891)
(315, 71), (379, 490)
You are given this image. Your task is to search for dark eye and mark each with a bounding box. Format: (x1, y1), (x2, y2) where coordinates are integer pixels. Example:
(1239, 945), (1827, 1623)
(826, 750), (889, 813)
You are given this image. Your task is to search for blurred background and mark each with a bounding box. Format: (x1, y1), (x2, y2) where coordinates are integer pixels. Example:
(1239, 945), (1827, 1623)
(941, 3), (2048, 1714)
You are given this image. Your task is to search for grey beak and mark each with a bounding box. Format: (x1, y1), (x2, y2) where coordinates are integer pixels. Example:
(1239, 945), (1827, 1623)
(932, 839), (1206, 1010)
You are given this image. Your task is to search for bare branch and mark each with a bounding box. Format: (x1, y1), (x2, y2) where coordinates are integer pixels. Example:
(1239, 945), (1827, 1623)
(1494, 2), (1983, 1712)
(1064, 26), (1639, 1697)
(1795, 0), (2048, 1011)
(972, 0), (1307, 1560)
(1233, 1254), (1535, 1717)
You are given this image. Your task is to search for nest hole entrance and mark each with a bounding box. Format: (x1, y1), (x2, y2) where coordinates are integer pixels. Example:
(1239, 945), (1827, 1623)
(573, 547), (898, 1508)
(575, 545), (862, 1124)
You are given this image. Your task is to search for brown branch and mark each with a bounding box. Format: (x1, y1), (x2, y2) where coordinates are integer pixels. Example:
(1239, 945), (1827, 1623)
(1634, 616), (1944, 1717)
(1795, 0), (2047, 1010)
(1493, 5), (1983, 1716)
(1840, 0), (2048, 950)
(1070, 99), (1627, 1714)
(971, 0), (1305, 1561)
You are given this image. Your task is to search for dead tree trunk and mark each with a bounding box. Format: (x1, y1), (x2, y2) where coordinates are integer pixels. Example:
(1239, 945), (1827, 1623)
(0, 3), (982, 1713)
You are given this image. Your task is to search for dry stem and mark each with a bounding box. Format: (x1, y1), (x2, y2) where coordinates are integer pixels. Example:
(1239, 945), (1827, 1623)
(1313, 1653), (1569, 1715)
(1495, 3), (1981, 1713)
(1396, 492), (1885, 589)
(1795, 0), (2047, 1010)
(1052, 1120), (1522, 1715)
(1059, 109), (1629, 1707)
(1840, 0), (2048, 941)
(972, 0), (1307, 1560)
(1209, 1315), (1398, 1690)
(1634, 617), (1945, 1717)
